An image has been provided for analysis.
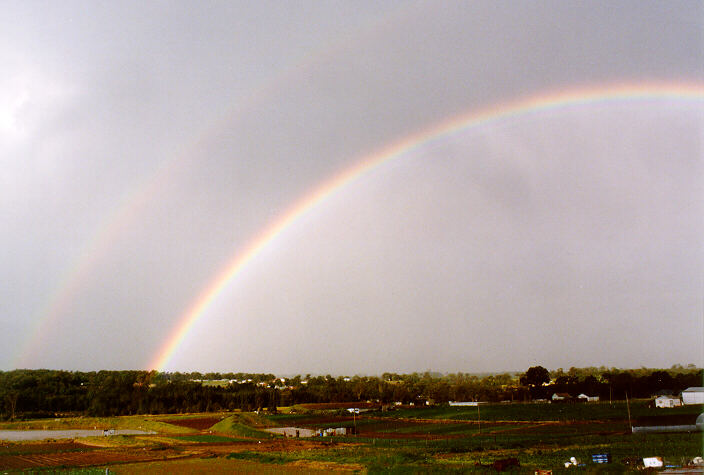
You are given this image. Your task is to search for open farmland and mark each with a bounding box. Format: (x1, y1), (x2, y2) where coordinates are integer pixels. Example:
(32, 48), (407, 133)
(0, 401), (700, 472)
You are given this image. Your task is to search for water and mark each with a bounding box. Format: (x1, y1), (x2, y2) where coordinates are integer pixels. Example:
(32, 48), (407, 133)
(0, 429), (154, 441)
(264, 427), (317, 437)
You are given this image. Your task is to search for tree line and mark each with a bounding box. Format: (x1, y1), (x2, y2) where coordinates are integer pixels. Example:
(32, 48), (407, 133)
(0, 366), (700, 419)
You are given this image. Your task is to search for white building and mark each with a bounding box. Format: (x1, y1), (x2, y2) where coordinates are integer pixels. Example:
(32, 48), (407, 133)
(654, 395), (681, 408)
(681, 387), (704, 405)
(577, 393), (600, 402)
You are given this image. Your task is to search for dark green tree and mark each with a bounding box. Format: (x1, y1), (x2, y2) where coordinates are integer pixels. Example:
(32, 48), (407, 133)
(520, 366), (551, 387)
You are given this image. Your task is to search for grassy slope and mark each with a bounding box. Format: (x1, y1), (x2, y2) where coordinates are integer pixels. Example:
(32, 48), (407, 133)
(209, 414), (277, 439)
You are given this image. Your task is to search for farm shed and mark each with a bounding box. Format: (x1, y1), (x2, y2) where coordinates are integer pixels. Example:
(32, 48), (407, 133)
(551, 393), (571, 402)
(319, 427), (350, 436)
(632, 413), (703, 433)
(681, 387), (704, 405)
(654, 395), (681, 408)
(577, 393), (599, 402)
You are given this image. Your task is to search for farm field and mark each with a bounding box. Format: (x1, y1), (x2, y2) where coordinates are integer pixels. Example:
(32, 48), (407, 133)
(0, 402), (701, 473)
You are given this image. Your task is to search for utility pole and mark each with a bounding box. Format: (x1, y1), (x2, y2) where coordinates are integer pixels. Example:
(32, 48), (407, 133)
(477, 403), (481, 435)
(625, 391), (632, 432)
(353, 408), (359, 436)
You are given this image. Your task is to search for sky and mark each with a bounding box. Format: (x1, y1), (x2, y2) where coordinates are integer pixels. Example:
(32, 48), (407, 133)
(1, 1), (702, 375)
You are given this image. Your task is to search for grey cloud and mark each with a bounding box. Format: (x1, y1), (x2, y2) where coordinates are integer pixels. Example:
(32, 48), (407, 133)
(1, 1), (701, 372)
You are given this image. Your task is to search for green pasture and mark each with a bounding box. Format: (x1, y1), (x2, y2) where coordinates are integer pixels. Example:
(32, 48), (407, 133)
(226, 446), (435, 471)
(264, 413), (316, 424)
(222, 430), (701, 473)
(377, 400), (702, 422)
(0, 414), (191, 434)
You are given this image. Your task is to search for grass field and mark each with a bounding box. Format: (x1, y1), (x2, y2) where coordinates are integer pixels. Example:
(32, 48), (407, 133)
(0, 401), (701, 472)
(0, 413), (208, 434)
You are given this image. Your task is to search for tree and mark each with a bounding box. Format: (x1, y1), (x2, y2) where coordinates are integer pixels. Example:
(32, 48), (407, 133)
(520, 366), (551, 387)
(4, 391), (19, 421)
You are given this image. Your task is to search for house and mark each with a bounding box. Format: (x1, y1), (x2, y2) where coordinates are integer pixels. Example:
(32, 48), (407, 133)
(577, 393), (599, 402)
(551, 393), (571, 402)
(654, 395), (681, 408)
(682, 387), (704, 405)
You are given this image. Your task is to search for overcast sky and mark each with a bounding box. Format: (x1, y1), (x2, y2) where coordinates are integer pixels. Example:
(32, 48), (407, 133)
(2, 1), (702, 374)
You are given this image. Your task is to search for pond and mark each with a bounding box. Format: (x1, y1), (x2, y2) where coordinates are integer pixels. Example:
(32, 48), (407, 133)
(264, 427), (317, 437)
(0, 429), (154, 441)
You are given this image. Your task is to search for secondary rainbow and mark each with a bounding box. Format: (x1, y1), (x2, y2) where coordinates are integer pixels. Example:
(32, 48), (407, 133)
(12, 5), (423, 369)
(149, 81), (704, 371)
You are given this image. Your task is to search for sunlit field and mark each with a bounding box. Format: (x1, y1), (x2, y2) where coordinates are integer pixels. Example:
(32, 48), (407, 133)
(0, 401), (701, 472)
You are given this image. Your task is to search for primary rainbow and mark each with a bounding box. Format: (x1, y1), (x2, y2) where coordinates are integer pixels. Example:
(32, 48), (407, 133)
(149, 81), (704, 371)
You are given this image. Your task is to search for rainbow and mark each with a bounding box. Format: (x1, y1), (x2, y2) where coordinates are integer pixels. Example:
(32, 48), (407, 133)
(150, 81), (704, 371)
(12, 5), (421, 369)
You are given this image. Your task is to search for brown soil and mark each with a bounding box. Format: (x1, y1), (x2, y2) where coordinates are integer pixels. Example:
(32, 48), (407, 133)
(188, 438), (352, 455)
(160, 417), (222, 430)
(0, 446), (186, 470)
(0, 441), (86, 455)
(111, 456), (362, 474)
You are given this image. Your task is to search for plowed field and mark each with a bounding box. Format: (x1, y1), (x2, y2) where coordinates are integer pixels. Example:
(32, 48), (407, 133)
(160, 417), (221, 430)
(0, 446), (184, 470)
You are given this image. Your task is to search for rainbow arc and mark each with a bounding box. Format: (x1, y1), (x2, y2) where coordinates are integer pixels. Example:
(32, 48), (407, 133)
(149, 81), (704, 371)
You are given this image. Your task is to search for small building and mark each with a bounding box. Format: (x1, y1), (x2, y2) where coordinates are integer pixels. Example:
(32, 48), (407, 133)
(448, 401), (485, 406)
(320, 427), (350, 437)
(577, 393), (600, 402)
(551, 393), (571, 402)
(655, 395), (681, 408)
(682, 387), (704, 405)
